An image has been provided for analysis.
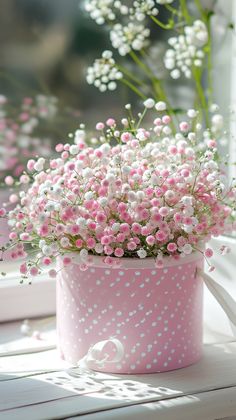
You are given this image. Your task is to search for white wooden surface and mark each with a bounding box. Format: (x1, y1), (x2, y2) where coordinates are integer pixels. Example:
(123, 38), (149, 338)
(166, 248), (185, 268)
(0, 319), (236, 420)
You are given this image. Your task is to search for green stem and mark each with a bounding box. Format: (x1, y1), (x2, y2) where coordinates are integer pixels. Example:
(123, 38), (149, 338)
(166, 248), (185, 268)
(164, 4), (180, 16)
(194, 0), (205, 16)
(130, 50), (166, 102)
(136, 107), (147, 129)
(121, 78), (146, 100)
(193, 0), (214, 111)
(116, 64), (144, 86)
(150, 15), (174, 30)
(180, 0), (191, 24)
(129, 50), (155, 80)
(192, 67), (210, 127)
(206, 19), (213, 106)
(129, 50), (177, 128)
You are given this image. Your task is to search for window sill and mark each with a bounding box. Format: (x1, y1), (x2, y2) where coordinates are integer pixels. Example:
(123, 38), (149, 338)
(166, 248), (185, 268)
(0, 261), (56, 322)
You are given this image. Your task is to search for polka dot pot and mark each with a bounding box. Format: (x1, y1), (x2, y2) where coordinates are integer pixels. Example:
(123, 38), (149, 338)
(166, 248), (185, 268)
(56, 252), (204, 374)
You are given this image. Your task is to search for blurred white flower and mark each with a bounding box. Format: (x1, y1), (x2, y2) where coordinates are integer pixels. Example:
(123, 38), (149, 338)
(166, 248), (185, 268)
(84, 0), (116, 25)
(86, 50), (123, 92)
(110, 22), (150, 56)
(185, 20), (208, 48)
(164, 21), (208, 79)
(130, 0), (159, 21)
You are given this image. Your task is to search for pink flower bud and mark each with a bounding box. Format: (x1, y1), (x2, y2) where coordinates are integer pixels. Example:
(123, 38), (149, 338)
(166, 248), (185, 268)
(179, 121), (189, 132)
(55, 143), (64, 152)
(0, 208), (6, 217)
(27, 159), (35, 171)
(106, 118), (116, 127)
(96, 122), (105, 130)
(205, 248), (213, 258)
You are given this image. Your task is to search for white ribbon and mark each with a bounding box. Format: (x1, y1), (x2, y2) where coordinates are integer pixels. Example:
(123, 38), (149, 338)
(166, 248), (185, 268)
(78, 338), (125, 371)
(198, 269), (236, 327)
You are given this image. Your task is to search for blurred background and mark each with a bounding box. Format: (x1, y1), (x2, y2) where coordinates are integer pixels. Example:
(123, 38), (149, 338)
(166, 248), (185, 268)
(0, 0), (204, 124)
(0, 0), (132, 126)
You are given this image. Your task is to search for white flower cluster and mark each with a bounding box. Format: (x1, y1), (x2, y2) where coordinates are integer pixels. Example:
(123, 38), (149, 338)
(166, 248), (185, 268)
(186, 20), (208, 47)
(85, 0), (159, 24)
(164, 20), (208, 79)
(130, 0), (159, 21)
(86, 50), (123, 92)
(110, 22), (150, 56)
(84, 0), (115, 25)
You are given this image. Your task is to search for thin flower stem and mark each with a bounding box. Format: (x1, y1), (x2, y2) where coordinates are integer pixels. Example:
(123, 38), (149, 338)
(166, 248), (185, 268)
(138, 49), (178, 125)
(192, 67), (210, 127)
(136, 107), (147, 129)
(194, 0), (214, 106)
(116, 64), (144, 86)
(164, 4), (180, 16)
(194, 0), (204, 16)
(130, 50), (165, 100)
(150, 15), (174, 30)
(121, 78), (147, 100)
(129, 50), (155, 80)
(130, 50), (170, 106)
(180, 0), (192, 24)
(206, 19), (213, 106)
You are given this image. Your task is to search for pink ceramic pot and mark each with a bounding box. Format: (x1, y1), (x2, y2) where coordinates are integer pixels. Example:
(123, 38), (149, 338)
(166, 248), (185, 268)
(57, 252), (204, 374)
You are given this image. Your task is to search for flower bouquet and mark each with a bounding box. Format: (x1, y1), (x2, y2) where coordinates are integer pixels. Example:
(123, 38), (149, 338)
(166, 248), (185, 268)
(1, 98), (235, 372)
(1, 0), (235, 374)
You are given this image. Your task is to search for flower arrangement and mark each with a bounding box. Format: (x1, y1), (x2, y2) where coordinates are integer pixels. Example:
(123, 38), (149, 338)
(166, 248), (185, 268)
(1, 99), (235, 279)
(0, 1), (235, 376)
(0, 1), (235, 282)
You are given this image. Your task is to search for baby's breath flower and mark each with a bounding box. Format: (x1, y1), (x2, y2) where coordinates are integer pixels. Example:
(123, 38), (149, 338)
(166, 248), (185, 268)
(130, 0), (159, 21)
(155, 101), (167, 111)
(110, 22), (150, 56)
(164, 21), (208, 79)
(3, 105), (235, 276)
(84, 0), (116, 25)
(87, 50), (123, 92)
(137, 248), (147, 258)
(143, 98), (155, 108)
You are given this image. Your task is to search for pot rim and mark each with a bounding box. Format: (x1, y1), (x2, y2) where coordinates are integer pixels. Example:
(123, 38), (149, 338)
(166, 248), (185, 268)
(59, 249), (204, 269)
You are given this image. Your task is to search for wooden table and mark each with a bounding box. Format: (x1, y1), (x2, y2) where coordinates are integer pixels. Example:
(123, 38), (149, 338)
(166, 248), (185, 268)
(1, 318), (236, 420)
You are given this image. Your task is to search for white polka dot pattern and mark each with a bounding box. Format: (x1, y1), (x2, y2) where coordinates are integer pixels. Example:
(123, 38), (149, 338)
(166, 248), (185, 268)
(56, 254), (204, 374)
